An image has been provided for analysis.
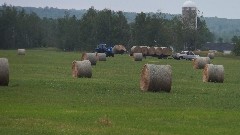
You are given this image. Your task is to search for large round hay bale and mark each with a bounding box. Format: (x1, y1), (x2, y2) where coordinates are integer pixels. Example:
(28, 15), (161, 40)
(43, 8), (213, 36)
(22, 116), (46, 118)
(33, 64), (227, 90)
(203, 64), (224, 83)
(81, 53), (97, 65)
(140, 46), (148, 56)
(162, 48), (172, 56)
(140, 64), (172, 92)
(207, 52), (215, 59)
(96, 53), (106, 61)
(148, 47), (155, 56)
(193, 57), (211, 69)
(17, 49), (26, 55)
(72, 60), (92, 78)
(113, 45), (126, 54)
(155, 47), (163, 56)
(133, 53), (143, 61)
(130, 46), (141, 56)
(0, 58), (9, 86)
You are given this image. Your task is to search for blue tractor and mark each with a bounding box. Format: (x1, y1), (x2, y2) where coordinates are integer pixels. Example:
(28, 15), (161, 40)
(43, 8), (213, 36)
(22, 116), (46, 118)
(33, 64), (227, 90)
(95, 44), (114, 57)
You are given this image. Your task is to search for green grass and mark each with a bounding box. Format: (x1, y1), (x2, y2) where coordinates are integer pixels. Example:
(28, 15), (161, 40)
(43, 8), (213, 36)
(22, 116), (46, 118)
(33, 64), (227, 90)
(0, 49), (240, 135)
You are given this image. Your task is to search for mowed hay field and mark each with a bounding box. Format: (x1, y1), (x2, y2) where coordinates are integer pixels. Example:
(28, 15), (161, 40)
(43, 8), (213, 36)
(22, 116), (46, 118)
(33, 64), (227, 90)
(0, 49), (240, 135)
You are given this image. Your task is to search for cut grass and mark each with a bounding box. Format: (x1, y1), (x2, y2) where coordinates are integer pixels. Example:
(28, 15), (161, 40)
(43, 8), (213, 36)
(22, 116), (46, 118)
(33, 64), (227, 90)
(0, 49), (240, 134)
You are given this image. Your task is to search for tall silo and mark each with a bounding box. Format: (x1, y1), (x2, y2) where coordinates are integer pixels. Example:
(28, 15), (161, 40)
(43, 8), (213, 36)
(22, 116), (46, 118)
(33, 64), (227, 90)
(182, 0), (197, 29)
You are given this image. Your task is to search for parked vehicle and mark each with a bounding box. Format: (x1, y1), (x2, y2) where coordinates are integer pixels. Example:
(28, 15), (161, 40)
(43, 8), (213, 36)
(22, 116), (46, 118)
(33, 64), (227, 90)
(173, 51), (199, 60)
(95, 44), (114, 57)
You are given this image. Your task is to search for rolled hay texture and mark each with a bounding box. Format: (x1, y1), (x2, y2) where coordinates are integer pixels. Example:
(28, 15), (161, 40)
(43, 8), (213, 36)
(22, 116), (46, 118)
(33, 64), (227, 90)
(193, 57), (211, 69)
(203, 64), (224, 83)
(72, 60), (92, 78)
(130, 46), (142, 56)
(155, 47), (163, 56)
(17, 49), (26, 55)
(0, 58), (9, 86)
(140, 64), (172, 92)
(133, 53), (143, 61)
(207, 52), (215, 59)
(140, 46), (148, 56)
(81, 53), (97, 65)
(96, 53), (106, 61)
(113, 45), (126, 54)
(162, 48), (172, 56)
(148, 47), (155, 56)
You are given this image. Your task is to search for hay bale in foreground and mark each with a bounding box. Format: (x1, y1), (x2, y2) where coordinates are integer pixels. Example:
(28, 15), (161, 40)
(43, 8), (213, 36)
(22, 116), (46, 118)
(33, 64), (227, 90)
(96, 53), (106, 61)
(17, 49), (26, 55)
(113, 45), (126, 54)
(207, 52), (215, 59)
(140, 64), (172, 92)
(133, 53), (143, 61)
(81, 53), (97, 65)
(193, 57), (210, 69)
(148, 47), (155, 56)
(72, 60), (92, 78)
(130, 46), (141, 56)
(203, 64), (224, 83)
(0, 58), (9, 86)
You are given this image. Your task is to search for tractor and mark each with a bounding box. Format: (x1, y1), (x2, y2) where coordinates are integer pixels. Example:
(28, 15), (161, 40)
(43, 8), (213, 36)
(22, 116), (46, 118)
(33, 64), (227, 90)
(95, 44), (114, 57)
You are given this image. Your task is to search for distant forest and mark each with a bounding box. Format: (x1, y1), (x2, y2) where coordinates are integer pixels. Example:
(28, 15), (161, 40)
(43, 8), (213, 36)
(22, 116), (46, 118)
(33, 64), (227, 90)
(11, 6), (240, 43)
(1, 4), (239, 52)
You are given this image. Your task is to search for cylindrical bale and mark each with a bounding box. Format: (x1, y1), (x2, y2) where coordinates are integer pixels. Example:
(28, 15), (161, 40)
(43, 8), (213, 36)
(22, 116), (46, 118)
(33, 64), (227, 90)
(96, 53), (106, 61)
(203, 64), (224, 83)
(140, 46), (148, 56)
(162, 48), (172, 56)
(133, 53), (143, 61)
(207, 52), (215, 59)
(148, 47), (155, 56)
(140, 64), (172, 92)
(193, 57), (211, 69)
(130, 46), (141, 56)
(0, 58), (9, 86)
(81, 53), (97, 65)
(113, 45), (126, 54)
(72, 60), (92, 78)
(155, 47), (163, 56)
(17, 49), (26, 55)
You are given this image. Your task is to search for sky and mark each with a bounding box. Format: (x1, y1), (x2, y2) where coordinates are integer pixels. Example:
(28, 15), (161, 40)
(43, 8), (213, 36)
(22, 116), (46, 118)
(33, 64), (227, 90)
(1, 0), (240, 19)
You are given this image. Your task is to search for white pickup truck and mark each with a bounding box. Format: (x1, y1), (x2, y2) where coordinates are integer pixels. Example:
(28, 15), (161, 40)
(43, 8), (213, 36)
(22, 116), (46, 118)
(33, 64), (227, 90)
(173, 51), (199, 60)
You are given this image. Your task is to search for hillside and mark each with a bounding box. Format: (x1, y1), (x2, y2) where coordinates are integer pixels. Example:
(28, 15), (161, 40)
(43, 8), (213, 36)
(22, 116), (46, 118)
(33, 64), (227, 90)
(12, 6), (240, 42)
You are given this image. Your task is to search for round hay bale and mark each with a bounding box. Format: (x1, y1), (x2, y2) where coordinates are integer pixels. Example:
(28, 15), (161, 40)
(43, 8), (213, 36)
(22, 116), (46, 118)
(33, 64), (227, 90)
(140, 46), (148, 56)
(130, 46), (141, 56)
(155, 47), (163, 56)
(203, 64), (224, 83)
(96, 53), (106, 61)
(81, 53), (97, 65)
(0, 58), (9, 86)
(193, 57), (211, 69)
(113, 45), (126, 54)
(17, 49), (26, 55)
(162, 48), (172, 56)
(72, 60), (92, 78)
(140, 64), (172, 92)
(133, 53), (143, 61)
(207, 52), (215, 59)
(148, 47), (155, 56)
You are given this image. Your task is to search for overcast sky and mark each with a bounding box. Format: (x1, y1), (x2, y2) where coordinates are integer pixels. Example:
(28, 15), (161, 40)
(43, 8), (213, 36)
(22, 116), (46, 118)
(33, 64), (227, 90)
(1, 0), (240, 19)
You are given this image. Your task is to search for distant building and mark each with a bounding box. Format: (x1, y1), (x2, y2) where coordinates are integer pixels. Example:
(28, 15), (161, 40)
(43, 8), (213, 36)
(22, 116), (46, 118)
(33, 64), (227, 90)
(182, 0), (197, 29)
(202, 43), (234, 53)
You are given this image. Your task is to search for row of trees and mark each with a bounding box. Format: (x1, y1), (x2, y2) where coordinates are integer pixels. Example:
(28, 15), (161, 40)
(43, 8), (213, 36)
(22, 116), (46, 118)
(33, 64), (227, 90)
(0, 4), (214, 51)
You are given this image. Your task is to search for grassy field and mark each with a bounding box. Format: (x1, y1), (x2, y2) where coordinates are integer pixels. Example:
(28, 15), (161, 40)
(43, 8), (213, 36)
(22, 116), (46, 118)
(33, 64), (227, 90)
(0, 49), (240, 135)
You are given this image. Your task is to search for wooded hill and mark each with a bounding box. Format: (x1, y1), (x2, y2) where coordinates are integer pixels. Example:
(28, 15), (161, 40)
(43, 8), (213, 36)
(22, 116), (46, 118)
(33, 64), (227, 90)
(11, 6), (240, 43)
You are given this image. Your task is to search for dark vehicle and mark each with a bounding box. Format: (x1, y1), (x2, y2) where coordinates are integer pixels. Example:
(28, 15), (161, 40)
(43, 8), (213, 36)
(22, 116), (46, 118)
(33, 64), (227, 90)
(95, 44), (114, 57)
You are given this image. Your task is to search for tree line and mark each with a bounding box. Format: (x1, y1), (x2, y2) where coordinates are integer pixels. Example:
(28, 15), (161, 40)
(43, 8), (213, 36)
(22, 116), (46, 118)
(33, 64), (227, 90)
(0, 4), (214, 51)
